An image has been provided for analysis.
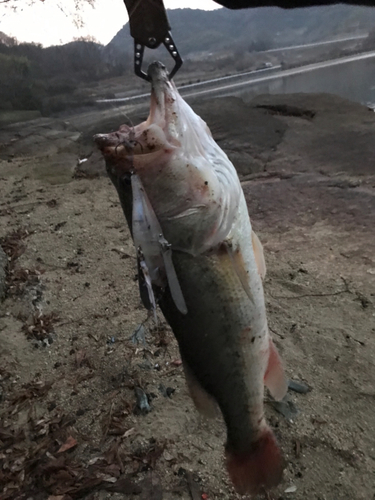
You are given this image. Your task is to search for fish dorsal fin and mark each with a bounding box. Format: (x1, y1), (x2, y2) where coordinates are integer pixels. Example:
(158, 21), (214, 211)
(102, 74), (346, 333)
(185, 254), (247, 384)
(251, 231), (266, 280)
(264, 338), (288, 401)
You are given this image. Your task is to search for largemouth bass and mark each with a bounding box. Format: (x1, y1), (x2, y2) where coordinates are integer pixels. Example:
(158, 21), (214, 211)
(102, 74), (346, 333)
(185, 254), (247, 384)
(94, 62), (288, 496)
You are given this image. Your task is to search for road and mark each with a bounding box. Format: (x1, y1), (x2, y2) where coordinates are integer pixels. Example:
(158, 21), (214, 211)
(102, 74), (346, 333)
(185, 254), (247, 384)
(182, 50), (375, 100)
(96, 50), (375, 105)
(264, 34), (368, 53)
(96, 65), (282, 104)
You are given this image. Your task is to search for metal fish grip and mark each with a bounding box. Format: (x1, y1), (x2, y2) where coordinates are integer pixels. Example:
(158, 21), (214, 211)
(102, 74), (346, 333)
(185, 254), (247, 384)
(134, 32), (182, 81)
(124, 0), (183, 81)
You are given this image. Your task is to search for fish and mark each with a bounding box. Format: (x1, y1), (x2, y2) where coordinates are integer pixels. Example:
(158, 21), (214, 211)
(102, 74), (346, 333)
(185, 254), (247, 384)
(94, 61), (288, 496)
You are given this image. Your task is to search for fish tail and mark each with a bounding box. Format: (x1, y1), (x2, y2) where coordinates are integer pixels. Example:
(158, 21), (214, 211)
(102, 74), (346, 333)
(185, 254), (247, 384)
(225, 427), (284, 495)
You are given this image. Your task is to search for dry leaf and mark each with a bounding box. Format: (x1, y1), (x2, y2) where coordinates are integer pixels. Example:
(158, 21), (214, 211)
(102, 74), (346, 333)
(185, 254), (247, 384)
(57, 436), (77, 453)
(103, 476), (142, 494)
(139, 474), (163, 500)
(123, 427), (135, 438)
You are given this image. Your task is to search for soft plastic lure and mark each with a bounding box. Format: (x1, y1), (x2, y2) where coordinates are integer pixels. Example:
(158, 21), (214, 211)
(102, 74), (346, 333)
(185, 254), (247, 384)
(131, 173), (187, 315)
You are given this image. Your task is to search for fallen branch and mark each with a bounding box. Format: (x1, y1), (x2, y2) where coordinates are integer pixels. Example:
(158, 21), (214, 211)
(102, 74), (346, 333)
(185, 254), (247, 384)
(271, 277), (352, 300)
(240, 170), (297, 184)
(269, 327), (285, 339)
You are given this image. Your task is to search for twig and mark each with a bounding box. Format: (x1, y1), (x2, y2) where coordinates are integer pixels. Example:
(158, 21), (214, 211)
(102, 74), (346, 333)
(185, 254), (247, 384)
(240, 171), (298, 183)
(164, 366), (182, 376)
(343, 333), (365, 346)
(185, 470), (201, 500)
(101, 401), (115, 444)
(191, 442), (207, 453)
(270, 277), (352, 300)
(0, 200), (47, 209)
(269, 327), (285, 339)
(111, 247), (136, 259)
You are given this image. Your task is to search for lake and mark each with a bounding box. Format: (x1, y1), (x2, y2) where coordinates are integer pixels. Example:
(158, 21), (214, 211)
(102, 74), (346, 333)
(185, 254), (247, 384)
(236, 53), (375, 108)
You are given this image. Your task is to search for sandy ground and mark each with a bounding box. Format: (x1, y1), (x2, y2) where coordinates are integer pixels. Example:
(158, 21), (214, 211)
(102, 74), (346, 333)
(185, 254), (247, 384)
(0, 93), (374, 500)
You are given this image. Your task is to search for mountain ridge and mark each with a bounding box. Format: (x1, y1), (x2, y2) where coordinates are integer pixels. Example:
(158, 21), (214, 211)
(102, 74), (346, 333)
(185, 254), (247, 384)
(107, 5), (375, 59)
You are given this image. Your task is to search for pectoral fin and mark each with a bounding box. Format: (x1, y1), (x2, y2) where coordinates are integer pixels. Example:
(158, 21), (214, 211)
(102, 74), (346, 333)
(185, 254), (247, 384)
(252, 231), (266, 280)
(264, 338), (288, 401)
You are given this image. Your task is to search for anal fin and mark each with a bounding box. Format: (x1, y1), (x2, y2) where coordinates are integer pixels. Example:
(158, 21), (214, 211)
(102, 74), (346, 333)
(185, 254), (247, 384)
(183, 360), (217, 418)
(264, 338), (288, 401)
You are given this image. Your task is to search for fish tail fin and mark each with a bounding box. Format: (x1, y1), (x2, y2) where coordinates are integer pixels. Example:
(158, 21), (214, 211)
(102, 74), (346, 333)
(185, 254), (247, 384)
(225, 427), (284, 495)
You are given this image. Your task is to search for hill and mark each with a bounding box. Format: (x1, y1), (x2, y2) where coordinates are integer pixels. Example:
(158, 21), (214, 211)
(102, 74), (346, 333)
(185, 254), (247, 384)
(1, 4), (375, 115)
(107, 5), (375, 59)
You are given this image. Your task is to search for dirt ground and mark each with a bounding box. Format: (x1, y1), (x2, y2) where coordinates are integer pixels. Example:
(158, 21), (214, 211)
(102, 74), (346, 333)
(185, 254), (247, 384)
(0, 93), (374, 500)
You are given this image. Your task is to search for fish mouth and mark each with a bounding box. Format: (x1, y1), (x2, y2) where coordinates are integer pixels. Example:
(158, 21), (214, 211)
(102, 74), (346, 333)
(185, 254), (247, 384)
(94, 61), (180, 169)
(147, 61), (180, 132)
(147, 61), (171, 103)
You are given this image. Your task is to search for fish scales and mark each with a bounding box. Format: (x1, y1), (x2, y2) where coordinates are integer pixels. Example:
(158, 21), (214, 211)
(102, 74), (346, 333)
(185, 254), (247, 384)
(159, 244), (268, 452)
(95, 61), (288, 496)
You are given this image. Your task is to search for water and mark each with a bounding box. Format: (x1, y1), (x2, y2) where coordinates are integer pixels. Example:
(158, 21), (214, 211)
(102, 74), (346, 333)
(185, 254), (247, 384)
(98, 53), (375, 111)
(237, 53), (375, 108)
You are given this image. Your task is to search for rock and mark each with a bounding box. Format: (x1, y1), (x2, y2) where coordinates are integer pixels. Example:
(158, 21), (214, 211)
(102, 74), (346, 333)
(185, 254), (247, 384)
(193, 96), (287, 176)
(250, 93), (375, 176)
(73, 150), (107, 179)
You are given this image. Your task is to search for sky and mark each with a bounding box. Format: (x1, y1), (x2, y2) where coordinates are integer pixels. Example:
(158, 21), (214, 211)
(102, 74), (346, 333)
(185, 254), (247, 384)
(0, 0), (220, 47)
